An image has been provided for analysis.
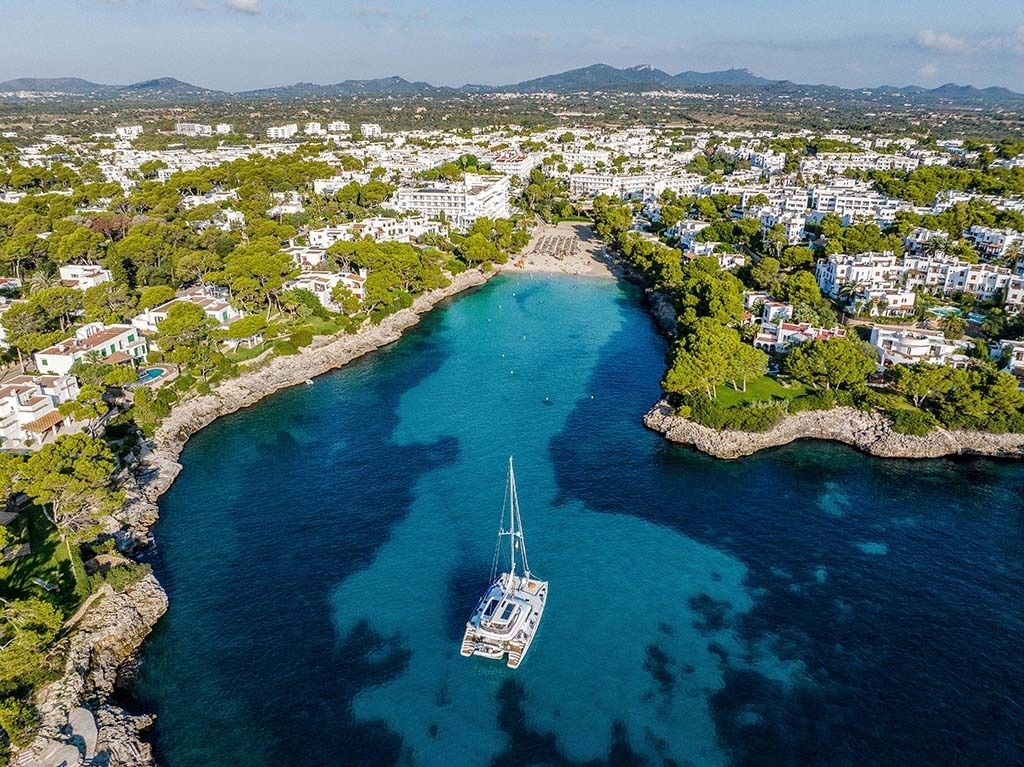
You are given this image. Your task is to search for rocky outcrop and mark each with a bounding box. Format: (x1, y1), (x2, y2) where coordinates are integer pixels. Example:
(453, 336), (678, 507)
(14, 575), (167, 767)
(644, 400), (1024, 460)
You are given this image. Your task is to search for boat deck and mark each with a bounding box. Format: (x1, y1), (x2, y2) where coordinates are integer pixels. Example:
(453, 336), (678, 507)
(461, 573), (547, 668)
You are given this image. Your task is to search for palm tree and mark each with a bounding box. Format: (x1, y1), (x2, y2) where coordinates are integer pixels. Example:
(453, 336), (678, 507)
(938, 312), (968, 339)
(25, 271), (57, 295)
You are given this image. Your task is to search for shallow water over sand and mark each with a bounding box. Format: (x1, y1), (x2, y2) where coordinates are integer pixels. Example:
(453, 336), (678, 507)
(135, 274), (1024, 766)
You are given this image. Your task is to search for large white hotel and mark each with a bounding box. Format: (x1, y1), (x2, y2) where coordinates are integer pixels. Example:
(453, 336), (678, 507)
(391, 174), (511, 229)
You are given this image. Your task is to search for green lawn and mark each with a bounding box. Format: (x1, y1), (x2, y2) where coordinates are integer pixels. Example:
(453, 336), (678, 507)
(714, 375), (808, 408)
(0, 505), (82, 610)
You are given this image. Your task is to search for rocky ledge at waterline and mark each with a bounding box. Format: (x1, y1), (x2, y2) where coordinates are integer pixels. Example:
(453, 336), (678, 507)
(644, 400), (1024, 460)
(11, 576), (168, 767)
(11, 268), (491, 767)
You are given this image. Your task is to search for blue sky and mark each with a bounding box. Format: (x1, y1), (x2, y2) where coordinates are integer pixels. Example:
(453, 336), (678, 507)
(1, 0), (1023, 92)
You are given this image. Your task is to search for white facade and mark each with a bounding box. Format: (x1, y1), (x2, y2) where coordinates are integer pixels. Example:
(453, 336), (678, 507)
(132, 287), (242, 333)
(58, 264), (112, 290)
(870, 327), (972, 368)
(215, 123), (233, 135)
(174, 122), (213, 138)
(0, 375), (80, 450)
(35, 323), (148, 376)
(360, 123), (383, 137)
(327, 121), (350, 133)
(286, 270), (367, 309)
(115, 125), (143, 140)
(266, 124), (299, 140)
(391, 174), (511, 229)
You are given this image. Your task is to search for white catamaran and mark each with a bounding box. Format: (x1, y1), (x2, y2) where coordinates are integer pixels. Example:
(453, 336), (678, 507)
(460, 457), (548, 669)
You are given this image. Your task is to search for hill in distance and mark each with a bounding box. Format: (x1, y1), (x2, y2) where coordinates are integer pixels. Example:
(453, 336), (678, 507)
(1, 65), (1021, 104)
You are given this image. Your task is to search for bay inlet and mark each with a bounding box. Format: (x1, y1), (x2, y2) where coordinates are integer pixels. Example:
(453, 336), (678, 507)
(134, 274), (1024, 766)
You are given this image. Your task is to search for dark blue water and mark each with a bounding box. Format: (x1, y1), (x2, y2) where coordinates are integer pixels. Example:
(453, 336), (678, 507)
(134, 274), (1024, 766)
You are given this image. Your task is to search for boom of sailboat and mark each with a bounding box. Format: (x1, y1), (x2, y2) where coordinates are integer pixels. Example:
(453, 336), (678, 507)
(460, 457), (548, 669)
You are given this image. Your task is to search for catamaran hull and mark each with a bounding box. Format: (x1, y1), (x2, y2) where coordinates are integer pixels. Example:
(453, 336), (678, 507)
(461, 579), (548, 669)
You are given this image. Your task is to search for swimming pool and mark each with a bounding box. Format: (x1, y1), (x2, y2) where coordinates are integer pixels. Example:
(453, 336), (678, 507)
(137, 366), (169, 384)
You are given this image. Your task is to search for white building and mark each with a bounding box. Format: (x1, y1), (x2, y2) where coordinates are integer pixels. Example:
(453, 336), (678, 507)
(58, 264), (112, 290)
(115, 125), (144, 140)
(815, 252), (903, 297)
(391, 174), (510, 229)
(266, 124), (299, 140)
(964, 226), (1024, 260)
(215, 123), (233, 135)
(0, 374), (80, 450)
(360, 123), (383, 138)
(174, 122), (213, 138)
(132, 287), (242, 333)
(870, 327), (972, 368)
(286, 270), (367, 309)
(34, 323), (148, 376)
(327, 121), (350, 133)
(754, 322), (846, 354)
(903, 255), (1012, 300)
(1004, 276), (1024, 313)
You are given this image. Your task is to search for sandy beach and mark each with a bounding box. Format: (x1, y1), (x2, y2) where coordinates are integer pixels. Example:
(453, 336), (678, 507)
(504, 220), (616, 278)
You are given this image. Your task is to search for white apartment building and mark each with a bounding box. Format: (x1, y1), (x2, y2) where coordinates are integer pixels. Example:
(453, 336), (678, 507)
(132, 287), (242, 334)
(487, 152), (542, 180)
(58, 264), (112, 290)
(35, 323), (148, 375)
(903, 255), (1012, 299)
(115, 125), (144, 140)
(1000, 339), (1024, 376)
(754, 322), (846, 354)
(391, 174), (510, 229)
(800, 151), (919, 177)
(267, 124), (299, 140)
(285, 270), (367, 310)
(869, 327), (972, 368)
(666, 219), (712, 246)
(327, 121), (350, 133)
(815, 252), (903, 297)
(1004, 276), (1024, 313)
(360, 123), (383, 137)
(306, 216), (443, 250)
(569, 173), (660, 200)
(964, 226), (1024, 260)
(0, 374), (80, 450)
(304, 122), (326, 136)
(215, 124), (233, 135)
(174, 122), (213, 138)
(904, 227), (948, 255)
(758, 210), (806, 244)
(809, 184), (904, 226)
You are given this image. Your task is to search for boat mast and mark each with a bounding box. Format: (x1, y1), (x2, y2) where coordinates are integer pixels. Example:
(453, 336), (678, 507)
(507, 456), (517, 579)
(508, 456), (531, 580)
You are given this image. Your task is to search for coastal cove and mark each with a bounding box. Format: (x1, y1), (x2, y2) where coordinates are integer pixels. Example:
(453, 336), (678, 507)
(123, 273), (1024, 766)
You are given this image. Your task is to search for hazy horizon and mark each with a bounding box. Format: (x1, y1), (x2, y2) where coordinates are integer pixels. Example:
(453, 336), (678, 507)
(1, 0), (1022, 92)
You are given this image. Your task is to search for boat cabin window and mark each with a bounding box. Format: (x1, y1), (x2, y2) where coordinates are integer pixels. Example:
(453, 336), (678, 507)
(483, 600), (499, 618)
(501, 603), (516, 621)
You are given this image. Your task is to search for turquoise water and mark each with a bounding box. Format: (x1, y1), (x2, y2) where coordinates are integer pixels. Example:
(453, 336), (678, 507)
(134, 275), (1024, 766)
(137, 366), (169, 383)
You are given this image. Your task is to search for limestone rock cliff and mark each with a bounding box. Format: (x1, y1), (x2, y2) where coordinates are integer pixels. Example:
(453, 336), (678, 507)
(644, 400), (1024, 460)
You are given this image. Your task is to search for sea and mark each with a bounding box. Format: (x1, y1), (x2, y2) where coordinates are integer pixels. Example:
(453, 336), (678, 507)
(132, 273), (1024, 766)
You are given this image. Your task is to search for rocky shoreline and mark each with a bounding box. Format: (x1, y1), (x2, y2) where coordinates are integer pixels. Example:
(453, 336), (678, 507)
(644, 400), (1024, 460)
(13, 267), (492, 767)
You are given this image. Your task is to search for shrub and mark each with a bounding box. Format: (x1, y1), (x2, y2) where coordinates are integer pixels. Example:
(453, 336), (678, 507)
(788, 391), (837, 413)
(0, 697), (38, 748)
(88, 562), (152, 593)
(890, 408), (937, 436)
(288, 328), (314, 349)
(273, 340), (299, 356)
